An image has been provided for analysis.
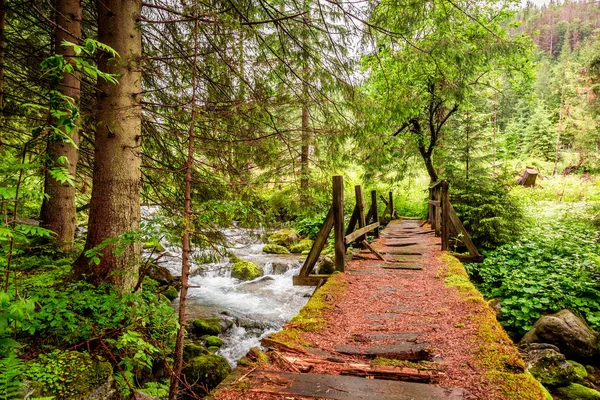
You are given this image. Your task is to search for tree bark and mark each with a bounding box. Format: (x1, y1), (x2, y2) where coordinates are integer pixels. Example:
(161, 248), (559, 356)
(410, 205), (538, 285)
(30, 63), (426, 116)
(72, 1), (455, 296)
(40, 0), (82, 251)
(0, 0), (5, 123)
(76, 0), (142, 292)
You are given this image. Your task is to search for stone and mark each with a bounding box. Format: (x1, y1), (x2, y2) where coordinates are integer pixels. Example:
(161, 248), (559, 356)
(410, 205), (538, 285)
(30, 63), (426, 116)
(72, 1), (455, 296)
(208, 346), (220, 353)
(317, 256), (335, 275)
(183, 343), (209, 361)
(557, 383), (600, 399)
(520, 310), (599, 361)
(162, 286), (178, 301)
(290, 239), (314, 254)
(523, 345), (577, 387)
(271, 261), (297, 275)
(206, 336), (223, 347)
(143, 241), (165, 253)
(568, 360), (589, 381)
(183, 354), (232, 391)
(134, 392), (160, 400)
(488, 298), (503, 318)
(262, 244), (290, 254)
(231, 260), (262, 280)
(268, 229), (298, 247)
(147, 265), (174, 286)
(192, 318), (223, 336)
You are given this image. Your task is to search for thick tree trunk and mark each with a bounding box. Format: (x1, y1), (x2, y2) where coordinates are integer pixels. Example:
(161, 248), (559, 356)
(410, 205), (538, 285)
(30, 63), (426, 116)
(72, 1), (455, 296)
(40, 0), (82, 250)
(423, 154), (438, 184)
(76, 0), (142, 292)
(0, 0), (5, 123)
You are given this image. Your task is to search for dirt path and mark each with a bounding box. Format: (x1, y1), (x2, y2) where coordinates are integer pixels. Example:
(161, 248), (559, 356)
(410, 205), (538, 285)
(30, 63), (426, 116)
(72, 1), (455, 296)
(210, 219), (549, 400)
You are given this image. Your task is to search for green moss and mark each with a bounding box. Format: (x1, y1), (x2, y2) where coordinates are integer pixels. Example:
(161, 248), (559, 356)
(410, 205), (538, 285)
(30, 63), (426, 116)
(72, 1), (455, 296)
(162, 285), (178, 301)
(206, 336), (224, 347)
(25, 350), (113, 400)
(231, 260), (262, 280)
(262, 244), (289, 254)
(557, 383), (600, 399)
(193, 318), (223, 336)
(270, 272), (346, 347)
(568, 360), (589, 381)
(371, 357), (441, 371)
(208, 346), (220, 353)
(268, 229), (298, 247)
(183, 354), (232, 390)
(183, 343), (209, 361)
(290, 239), (314, 254)
(143, 241), (165, 252)
(440, 254), (549, 400)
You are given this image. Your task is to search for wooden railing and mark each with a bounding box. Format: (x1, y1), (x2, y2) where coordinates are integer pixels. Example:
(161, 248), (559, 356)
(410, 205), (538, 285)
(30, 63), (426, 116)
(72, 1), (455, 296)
(428, 180), (483, 263)
(293, 176), (392, 286)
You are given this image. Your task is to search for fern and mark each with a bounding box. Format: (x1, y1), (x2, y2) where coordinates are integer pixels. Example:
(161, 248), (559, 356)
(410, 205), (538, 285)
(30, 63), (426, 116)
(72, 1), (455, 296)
(0, 352), (24, 400)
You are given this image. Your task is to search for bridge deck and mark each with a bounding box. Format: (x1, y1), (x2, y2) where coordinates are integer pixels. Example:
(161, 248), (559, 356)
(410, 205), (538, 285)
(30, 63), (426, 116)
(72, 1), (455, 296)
(209, 219), (548, 400)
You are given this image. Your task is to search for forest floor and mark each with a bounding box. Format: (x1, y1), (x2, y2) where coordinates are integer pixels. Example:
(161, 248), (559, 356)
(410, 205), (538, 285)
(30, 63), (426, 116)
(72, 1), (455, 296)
(208, 219), (548, 400)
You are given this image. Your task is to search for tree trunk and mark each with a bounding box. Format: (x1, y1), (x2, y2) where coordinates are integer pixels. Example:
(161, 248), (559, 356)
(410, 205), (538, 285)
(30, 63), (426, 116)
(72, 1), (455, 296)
(423, 153), (438, 184)
(76, 0), (142, 292)
(300, 95), (310, 196)
(0, 0), (5, 123)
(40, 0), (82, 251)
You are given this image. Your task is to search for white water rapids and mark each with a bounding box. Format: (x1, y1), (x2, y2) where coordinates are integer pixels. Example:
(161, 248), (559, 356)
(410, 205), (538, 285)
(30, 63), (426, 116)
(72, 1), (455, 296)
(142, 214), (312, 367)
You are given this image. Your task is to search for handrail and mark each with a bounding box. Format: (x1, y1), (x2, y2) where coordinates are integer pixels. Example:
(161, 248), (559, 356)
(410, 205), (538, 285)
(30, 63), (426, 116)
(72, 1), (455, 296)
(428, 180), (483, 263)
(294, 176), (395, 286)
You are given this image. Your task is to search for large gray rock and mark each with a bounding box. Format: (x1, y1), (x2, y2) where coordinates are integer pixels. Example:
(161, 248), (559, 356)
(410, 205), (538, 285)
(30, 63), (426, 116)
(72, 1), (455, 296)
(520, 310), (598, 361)
(522, 344), (577, 387)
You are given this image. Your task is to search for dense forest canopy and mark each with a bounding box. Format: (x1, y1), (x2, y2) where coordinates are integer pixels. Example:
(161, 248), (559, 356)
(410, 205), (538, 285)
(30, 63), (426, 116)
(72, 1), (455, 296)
(0, 0), (599, 399)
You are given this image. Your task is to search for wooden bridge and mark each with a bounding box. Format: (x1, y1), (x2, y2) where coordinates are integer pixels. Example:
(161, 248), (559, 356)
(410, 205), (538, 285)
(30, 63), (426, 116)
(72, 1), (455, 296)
(209, 177), (547, 400)
(293, 176), (482, 286)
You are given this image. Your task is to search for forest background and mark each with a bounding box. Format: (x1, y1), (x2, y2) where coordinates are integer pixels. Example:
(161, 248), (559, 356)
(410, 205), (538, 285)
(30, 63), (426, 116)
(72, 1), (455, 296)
(0, 0), (599, 399)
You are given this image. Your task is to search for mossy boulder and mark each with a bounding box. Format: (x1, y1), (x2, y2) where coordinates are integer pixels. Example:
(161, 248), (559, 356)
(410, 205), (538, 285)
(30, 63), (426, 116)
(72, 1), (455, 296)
(25, 350), (117, 399)
(207, 346), (220, 353)
(162, 286), (178, 301)
(521, 310), (599, 361)
(317, 256), (335, 275)
(147, 265), (174, 286)
(557, 383), (600, 399)
(569, 360), (589, 381)
(192, 318), (223, 336)
(206, 336), (223, 347)
(524, 346), (577, 387)
(268, 229), (298, 247)
(143, 240), (165, 252)
(231, 260), (262, 280)
(290, 239), (314, 254)
(183, 354), (231, 391)
(183, 343), (209, 361)
(262, 244), (289, 254)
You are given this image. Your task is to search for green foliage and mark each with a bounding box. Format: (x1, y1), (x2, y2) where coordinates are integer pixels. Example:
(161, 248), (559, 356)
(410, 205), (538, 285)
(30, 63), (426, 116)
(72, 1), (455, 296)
(468, 211), (600, 334)
(0, 351), (25, 400)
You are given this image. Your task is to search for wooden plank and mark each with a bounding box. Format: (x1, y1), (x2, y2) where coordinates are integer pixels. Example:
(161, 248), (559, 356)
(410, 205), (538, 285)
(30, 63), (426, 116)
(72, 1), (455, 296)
(380, 194), (389, 206)
(297, 208), (334, 278)
(345, 204), (359, 237)
(293, 274), (332, 286)
(247, 371), (465, 400)
(361, 239), (386, 261)
(355, 185), (367, 242)
(447, 203), (481, 258)
(441, 181), (450, 251)
(428, 200), (441, 207)
(389, 191), (396, 219)
(344, 222), (380, 244)
(333, 175), (346, 272)
(371, 190), (379, 238)
(435, 189), (442, 236)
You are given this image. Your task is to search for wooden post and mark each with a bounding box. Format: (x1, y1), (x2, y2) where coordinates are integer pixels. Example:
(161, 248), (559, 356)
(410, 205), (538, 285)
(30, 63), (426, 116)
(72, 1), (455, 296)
(355, 185), (367, 243)
(430, 188), (436, 229)
(371, 190), (379, 239)
(435, 188), (442, 236)
(428, 188), (433, 226)
(333, 176), (345, 272)
(441, 181), (449, 251)
(388, 191), (394, 220)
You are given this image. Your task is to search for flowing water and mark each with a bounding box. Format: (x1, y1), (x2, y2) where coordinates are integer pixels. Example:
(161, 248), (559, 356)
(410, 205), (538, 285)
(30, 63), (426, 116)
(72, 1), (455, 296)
(142, 212), (312, 367)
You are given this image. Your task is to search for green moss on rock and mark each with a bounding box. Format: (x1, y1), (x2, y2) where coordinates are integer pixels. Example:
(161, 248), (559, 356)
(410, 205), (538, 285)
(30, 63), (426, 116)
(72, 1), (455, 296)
(192, 318), (223, 336)
(290, 239), (314, 254)
(231, 260), (262, 280)
(183, 343), (209, 361)
(557, 383), (600, 399)
(268, 229), (298, 247)
(206, 336), (223, 347)
(262, 244), (289, 254)
(207, 346), (220, 353)
(569, 360), (589, 381)
(162, 286), (178, 301)
(183, 354), (232, 391)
